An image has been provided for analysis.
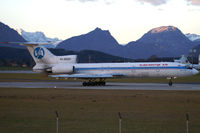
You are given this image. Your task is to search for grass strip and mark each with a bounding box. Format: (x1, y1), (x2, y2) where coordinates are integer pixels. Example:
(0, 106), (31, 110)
(0, 88), (200, 133)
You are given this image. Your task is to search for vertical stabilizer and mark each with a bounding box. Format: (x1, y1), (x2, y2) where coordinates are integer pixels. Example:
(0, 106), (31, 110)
(26, 45), (56, 64)
(4, 42), (77, 72)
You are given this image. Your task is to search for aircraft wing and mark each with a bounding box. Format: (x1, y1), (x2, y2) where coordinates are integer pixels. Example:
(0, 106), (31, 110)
(50, 73), (124, 79)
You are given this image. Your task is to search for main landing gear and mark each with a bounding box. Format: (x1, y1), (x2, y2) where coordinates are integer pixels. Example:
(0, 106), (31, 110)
(82, 79), (106, 86)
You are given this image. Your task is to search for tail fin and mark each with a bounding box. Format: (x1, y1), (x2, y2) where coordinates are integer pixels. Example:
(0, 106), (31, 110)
(4, 42), (77, 71)
(26, 44), (56, 64)
(4, 42), (58, 64)
(25, 43), (77, 65)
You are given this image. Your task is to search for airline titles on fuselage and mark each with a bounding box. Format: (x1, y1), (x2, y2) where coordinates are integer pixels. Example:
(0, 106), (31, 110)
(139, 63), (168, 67)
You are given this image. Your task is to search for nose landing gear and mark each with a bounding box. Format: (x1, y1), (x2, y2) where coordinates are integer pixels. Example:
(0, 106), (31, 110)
(167, 77), (174, 86)
(168, 79), (173, 86)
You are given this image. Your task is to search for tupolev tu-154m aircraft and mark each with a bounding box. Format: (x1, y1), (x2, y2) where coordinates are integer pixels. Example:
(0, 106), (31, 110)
(5, 42), (199, 86)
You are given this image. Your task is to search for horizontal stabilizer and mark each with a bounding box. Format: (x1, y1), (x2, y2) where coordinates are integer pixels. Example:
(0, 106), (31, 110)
(3, 42), (52, 46)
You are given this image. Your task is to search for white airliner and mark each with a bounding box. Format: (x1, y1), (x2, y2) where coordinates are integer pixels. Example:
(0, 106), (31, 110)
(5, 42), (199, 86)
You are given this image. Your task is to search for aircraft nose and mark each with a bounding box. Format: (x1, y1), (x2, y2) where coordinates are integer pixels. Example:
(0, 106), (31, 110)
(192, 68), (199, 75)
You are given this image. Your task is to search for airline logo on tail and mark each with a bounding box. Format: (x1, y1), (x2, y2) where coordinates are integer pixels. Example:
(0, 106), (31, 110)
(34, 47), (45, 59)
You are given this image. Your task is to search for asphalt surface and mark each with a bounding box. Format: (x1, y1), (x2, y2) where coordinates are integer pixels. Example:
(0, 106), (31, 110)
(0, 81), (200, 90)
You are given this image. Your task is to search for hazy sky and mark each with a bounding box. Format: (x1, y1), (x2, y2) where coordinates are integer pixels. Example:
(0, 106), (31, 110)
(0, 0), (200, 44)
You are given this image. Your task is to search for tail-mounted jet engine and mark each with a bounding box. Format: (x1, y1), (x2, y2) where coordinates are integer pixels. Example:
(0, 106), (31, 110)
(46, 64), (75, 74)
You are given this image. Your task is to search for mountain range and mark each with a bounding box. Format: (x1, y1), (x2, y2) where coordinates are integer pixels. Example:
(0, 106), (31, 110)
(57, 26), (200, 58)
(0, 21), (200, 59)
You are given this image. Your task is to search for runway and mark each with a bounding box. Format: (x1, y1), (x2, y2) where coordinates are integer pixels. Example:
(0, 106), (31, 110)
(0, 81), (200, 90)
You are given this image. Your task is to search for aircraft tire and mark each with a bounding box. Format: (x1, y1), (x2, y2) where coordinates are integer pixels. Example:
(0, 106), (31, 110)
(83, 82), (87, 86)
(91, 82), (95, 86)
(99, 81), (106, 86)
(96, 82), (100, 86)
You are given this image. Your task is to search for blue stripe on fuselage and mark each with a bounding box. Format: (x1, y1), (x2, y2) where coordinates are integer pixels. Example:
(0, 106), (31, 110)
(75, 66), (187, 71)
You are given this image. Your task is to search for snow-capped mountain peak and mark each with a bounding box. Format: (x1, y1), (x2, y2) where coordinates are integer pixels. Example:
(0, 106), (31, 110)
(150, 26), (177, 34)
(185, 33), (200, 41)
(16, 28), (62, 47)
